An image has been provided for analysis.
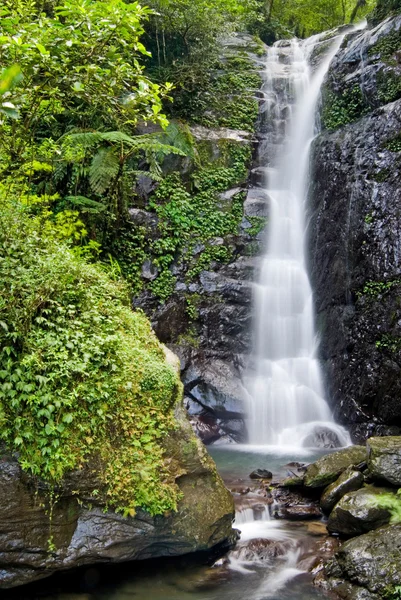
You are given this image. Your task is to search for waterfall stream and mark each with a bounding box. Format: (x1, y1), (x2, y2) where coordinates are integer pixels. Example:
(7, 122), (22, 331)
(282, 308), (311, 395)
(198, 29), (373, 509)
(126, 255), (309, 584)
(246, 34), (352, 448)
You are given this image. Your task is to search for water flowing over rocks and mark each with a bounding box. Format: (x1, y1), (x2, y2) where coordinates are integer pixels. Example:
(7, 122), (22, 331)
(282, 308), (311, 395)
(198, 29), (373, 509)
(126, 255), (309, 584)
(309, 14), (401, 443)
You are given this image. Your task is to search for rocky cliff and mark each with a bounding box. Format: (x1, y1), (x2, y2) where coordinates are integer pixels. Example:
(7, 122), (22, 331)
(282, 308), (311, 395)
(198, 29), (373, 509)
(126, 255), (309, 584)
(129, 33), (267, 444)
(309, 11), (401, 442)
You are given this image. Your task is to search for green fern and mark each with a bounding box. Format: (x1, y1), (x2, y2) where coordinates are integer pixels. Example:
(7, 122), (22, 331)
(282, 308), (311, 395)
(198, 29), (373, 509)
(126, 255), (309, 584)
(89, 148), (120, 195)
(64, 195), (107, 214)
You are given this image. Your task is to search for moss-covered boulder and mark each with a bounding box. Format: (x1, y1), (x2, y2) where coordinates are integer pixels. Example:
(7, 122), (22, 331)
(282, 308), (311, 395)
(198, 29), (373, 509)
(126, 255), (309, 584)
(327, 486), (393, 537)
(325, 523), (401, 598)
(321, 467), (364, 514)
(0, 397), (235, 590)
(0, 200), (235, 589)
(304, 447), (366, 489)
(367, 436), (401, 486)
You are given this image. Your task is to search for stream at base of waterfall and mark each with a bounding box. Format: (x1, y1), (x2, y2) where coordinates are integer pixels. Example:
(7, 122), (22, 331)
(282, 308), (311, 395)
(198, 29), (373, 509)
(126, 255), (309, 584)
(244, 31), (356, 449)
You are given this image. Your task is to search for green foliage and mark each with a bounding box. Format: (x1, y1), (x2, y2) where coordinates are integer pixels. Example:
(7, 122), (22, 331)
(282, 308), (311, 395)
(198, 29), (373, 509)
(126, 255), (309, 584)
(322, 85), (369, 131)
(384, 135), (401, 152)
(368, 28), (401, 62)
(247, 216), (266, 236)
(377, 70), (401, 104)
(360, 279), (401, 298)
(375, 334), (401, 353)
(189, 60), (261, 131)
(0, 0), (182, 237)
(367, 489), (401, 523)
(370, 0), (401, 24)
(0, 191), (181, 516)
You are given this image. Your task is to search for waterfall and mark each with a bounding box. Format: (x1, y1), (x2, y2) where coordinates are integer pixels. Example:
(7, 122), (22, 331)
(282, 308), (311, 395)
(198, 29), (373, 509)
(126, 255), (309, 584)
(246, 33), (352, 448)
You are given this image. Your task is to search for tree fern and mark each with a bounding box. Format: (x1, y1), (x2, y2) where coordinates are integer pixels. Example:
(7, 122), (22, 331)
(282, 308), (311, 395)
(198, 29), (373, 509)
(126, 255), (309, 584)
(89, 148), (120, 195)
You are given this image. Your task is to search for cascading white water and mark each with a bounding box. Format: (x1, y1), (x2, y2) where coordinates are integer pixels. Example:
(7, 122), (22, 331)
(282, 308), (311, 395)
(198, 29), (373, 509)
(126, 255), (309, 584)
(246, 34), (352, 448)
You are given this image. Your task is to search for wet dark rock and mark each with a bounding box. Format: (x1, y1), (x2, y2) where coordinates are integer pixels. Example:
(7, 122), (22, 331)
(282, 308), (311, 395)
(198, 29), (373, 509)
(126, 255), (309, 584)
(320, 467), (364, 514)
(325, 523), (401, 598)
(0, 402), (234, 589)
(367, 436), (401, 486)
(249, 469), (273, 480)
(304, 446), (367, 489)
(309, 16), (401, 441)
(183, 358), (247, 444)
(327, 485), (393, 537)
(275, 504), (322, 520)
(230, 538), (293, 562)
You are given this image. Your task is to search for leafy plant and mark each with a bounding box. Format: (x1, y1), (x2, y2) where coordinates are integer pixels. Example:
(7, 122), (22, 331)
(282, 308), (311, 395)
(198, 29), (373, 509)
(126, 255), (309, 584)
(0, 189), (182, 516)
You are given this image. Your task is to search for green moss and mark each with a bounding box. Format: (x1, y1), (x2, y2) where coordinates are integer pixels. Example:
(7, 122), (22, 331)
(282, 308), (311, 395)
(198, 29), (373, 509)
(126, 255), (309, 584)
(370, 0), (401, 25)
(322, 85), (369, 131)
(0, 193), (182, 517)
(191, 56), (262, 132)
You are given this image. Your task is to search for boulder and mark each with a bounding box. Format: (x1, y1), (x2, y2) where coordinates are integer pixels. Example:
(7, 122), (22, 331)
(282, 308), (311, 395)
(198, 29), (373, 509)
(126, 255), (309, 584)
(326, 523), (401, 598)
(327, 486), (393, 537)
(302, 425), (343, 449)
(321, 467), (364, 514)
(249, 469), (273, 480)
(367, 436), (401, 486)
(0, 402), (235, 589)
(304, 446), (366, 489)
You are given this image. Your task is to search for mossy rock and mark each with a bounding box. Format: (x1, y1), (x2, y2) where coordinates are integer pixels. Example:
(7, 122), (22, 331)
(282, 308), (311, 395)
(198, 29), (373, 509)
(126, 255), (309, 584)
(327, 485), (394, 537)
(321, 467), (364, 514)
(330, 523), (401, 596)
(367, 436), (401, 486)
(304, 446), (367, 489)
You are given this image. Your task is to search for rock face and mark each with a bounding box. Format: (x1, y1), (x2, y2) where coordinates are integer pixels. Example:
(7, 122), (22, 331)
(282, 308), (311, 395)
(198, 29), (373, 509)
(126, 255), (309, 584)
(367, 436), (401, 485)
(303, 446), (366, 488)
(0, 402), (235, 589)
(133, 34), (267, 444)
(309, 15), (401, 442)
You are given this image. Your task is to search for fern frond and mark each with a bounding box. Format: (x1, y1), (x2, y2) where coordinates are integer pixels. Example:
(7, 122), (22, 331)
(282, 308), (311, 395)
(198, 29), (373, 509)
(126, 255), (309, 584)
(63, 132), (104, 148)
(64, 195), (107, 213)
(89, 149), (120, 195)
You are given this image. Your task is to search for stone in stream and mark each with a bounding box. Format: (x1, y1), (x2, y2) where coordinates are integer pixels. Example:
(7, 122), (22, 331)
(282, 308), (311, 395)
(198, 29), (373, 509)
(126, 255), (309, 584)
(303, 446), (366, 488)
(249, 469), (273, 480)
(325, 523), (401, 599)
(302, 426), (343, 449)
(327, 486), (394, 537)
(320, 467), (364, 514)
(367, 436), (401, 486)
(275, 504), (322, 520)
